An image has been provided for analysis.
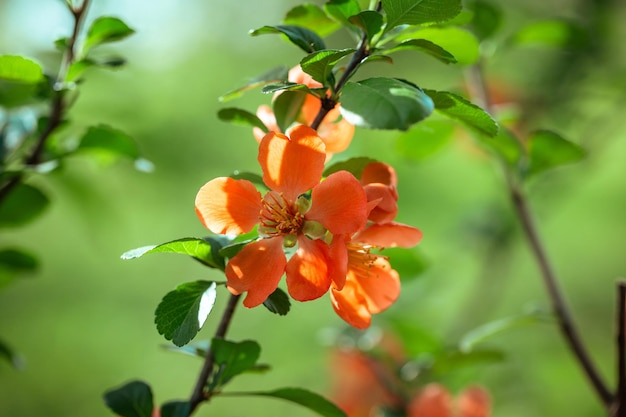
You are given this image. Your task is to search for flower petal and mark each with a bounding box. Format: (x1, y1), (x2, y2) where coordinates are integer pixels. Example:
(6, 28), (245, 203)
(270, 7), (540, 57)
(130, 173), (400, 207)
(328, 234), (349, 290)
(407, 384), (453, 417)
(195, 177), (262, 235)
(352, 257), (400, 314)
(331, 281), (372, 329)
(306, 171), (368, 235)
(355, 222), (423, 248)
(458, 386), (491, 417)
(225, 238), (286, 308)
(361, 162), (397, 188)
(258, 126), (325, 201)
(253, 104), (279, 142)
(285, 236), (332, 301)
(363, 183), (398, 223)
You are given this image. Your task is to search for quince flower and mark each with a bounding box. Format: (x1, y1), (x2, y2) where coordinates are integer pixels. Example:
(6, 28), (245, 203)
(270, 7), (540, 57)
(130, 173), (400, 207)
(408, 383), (491, 417)
(195, 125), (368, 307)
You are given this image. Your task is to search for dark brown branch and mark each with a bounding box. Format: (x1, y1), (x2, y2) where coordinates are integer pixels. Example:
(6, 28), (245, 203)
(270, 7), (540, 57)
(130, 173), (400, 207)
(614, 281), (626, 416)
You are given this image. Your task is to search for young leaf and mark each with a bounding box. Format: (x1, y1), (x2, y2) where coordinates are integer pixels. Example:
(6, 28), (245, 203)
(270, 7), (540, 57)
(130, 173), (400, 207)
(349, 11), (384, 41)
(237, 388), (347, 417)
(324, 0), (361, 27)
(160, 401), (191, 417)
(385, 39), (457, 64)
(217, 108), (268, 132)
(219, 66), (289, 102)
(250, 25), (326, 53)
(261, 81), (309, 94)
(273, 90), (308, 132)
(263, 288), (291, 315)
(0, 183), (50, 228)
(526, 130), (586, 177)
(155, 281), (218, 347)
(395, 118), (455, 160)
(511, 19), (588, 49)
(0, 248), (39, 287)
(283, 4), (341, 37)
(300, 49), (355, 86)
(0, 55), (45, 107)
(475, 126), (523, 167)
(467, 0), (503, 41)
(121, 237), (222, 268)
(424, 89), (498, 137)
(103, 380), (154, 417)
(210, 339), (262, 387)
(84, 16), (135, 52)
(323, 156), (377, 178)
(65, 58), (95, 82)
(382, 0), (462, 31)
(340, 77), (434, 130)
(397, 27), (479, 65)
(77, 124), (141, 163)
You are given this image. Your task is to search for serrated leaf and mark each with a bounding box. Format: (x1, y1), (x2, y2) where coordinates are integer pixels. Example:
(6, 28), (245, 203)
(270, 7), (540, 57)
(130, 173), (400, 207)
(323, 156), (377, 178)
(467, 0), (502, 41)
(250, 25), (326, 53)
(340, 77), (434, 130)
(283, 4), (341, 37)
(218, 108), (268, 132)
(273, 90), (308, 132)
(160, 401), (191, 417)
(155, 281), (218, 347)
(263, 288), (291, 315)
(77, 124), (141, 164)
(121, 237), (222, 268)
(424, 90), (498, 137)
(349, 11), (384, 40)
(382, 0), (462, 31)
(103, 380), (154, 417)
(300, 49), (355, 86)
(210, 339), (261, 388)
(512, 19), (588, 49)
(397, 27), (479, 65)
(0, 183), (50, 228)
(324, 0), (362, 27)
(0, 248), (39, 287)
(219, 66), (289, 101)
(236, 388), (347, 417)
(395, 118), (455, 160)
(526, 130), (586, 177)
(385, 39), (457, 64)
(84, 16), (135, 52)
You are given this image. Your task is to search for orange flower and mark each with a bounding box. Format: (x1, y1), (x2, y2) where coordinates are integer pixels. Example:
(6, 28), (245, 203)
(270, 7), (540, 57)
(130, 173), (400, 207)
(195, 125), (368, 307)
(361, 161), (399, 224)
(407, 384), (491, 417)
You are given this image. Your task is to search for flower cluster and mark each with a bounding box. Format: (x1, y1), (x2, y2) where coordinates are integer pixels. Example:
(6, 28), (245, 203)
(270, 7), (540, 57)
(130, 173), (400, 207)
(195, 118), (420, 327)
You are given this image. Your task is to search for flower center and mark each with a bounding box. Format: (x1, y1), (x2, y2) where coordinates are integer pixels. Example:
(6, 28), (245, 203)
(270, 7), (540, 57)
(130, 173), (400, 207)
(258, 191), (304, 239)
(347, 242), (379, 276)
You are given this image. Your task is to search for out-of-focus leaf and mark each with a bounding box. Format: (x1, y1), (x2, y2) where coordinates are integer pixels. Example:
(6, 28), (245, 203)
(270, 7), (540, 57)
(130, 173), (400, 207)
(84, 16), (135, 52)
(386, 319), (442, 356)
(163, 340), (209, 359)
(155, 281), (218, 347)
(66, 59), (95, 82)
(218, 108), (268, 132)
(283, 4), (341, 37)
(210, 339), (262, 388)
(0, 248), (39, 287)
(467, 0), (502, 41)
(512, 19), (588, 49)
(340, 78), (434, 130)
(160, 401), (191, 417)
(219, 66), (289, 101)
(430, 348), (505, 374)
(324, 0), (362, 27)
(121, 237), (222, 269)
(385, 39), (457, 64)
(229, 388), (347, 417)
(0, 183), (49, 228)
(475, 126), (523, 167)
(250, 25), (326, 53)
(424, 90), (498, 137)
(273, 90), (308, 132)
(0, 338), (23, 369)
(323, 156), (377, 178)
(382, 0), (462, 31)
(0, 55), (45, 107)
(397, 27), (480, 65)
(230, 171), (266, 189)
(54, 37), (69, 51)
(396, 118), (455, 160)
(383, 247), (429, 280)
(263, 288), (291, 315)
(76, 124), (143, 167)
(349, 11), (384, 40)
(103, 380), (153, 417)
(526, 130), (586, 177)
(261, 81), (311, 94)
(300, 49), (355, 86)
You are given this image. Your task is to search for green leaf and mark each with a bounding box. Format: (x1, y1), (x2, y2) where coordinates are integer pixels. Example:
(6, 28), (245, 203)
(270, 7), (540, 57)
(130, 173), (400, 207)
(65, 58), (95, 82)
(382, 0), (462, 30)
(230, 171), (266, 189)
(397, 27), (480, 65)
(340, 77), (434, 130)
(0, 338), (23, 369)
(283, 4), (341, 37)
(77, 124), (140, 162)
(300, 49), (355, 86)
(424, 90), (498, 137)
(155, 281), (218, 347)
(121, 237), (222, 269)
(272, 90), (308, 132)
(220, 66), (289, 101)
(526, 130), (586, 177)
(250, 25), (326, 53)
(163, 340), (209, 359)
(382, 247), (429, 280)
(0, 183), (50, 228)
(385, 39), (457, 64)
(218, 238), (257, 260)
(430, 348), (505, 374)
(263, 288), (291, 315)
(261, 81), (311, 94)
(324, 0), (361, 27)
(54, 37), (70, 51)
(512, 19), (588, 49)
(160, 401), (191, 417)
(475, 126), (523, 167)
(218, 108), (268, 132)
(467, 0), (502, 41)
(0, 248), (39, 288)
(237, 388), (347, 417)
(103, 380), (154, 417)
(323, 156), (377, 178)
(349, 11), (384, 40)
(0, 55), (45, 107)
(210, 339), (262, 388)
(84, 16), (135, 52)
(395, 118), (455, 160)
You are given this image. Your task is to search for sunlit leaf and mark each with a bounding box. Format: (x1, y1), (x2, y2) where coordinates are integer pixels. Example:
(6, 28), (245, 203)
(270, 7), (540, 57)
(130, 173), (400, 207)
(273, 90), (308, 132)
(250, 25), (326, 53)
(395, 118), (455, 160)
(283, 4), (341, 37)
(210, 339), (262, 388)
(263, 288), (291, 315)
(385, 39), (457, 64)
(66, 59), (95, 82)
(0, 183), (50, 228)
(526, 130), (586, 177)
(77, 124), (142, 167)
(0, 248), (39, 287)
(340, 78), (434, 130)
(121, 237), (222, 269)
(349, 11), (383, 40)
(230, 388), (347, 417)
(467, 0), (502, 41)
(155, 281), (218, 347)
(0, 55), (45, 107)
(218, 108), (268, 132)
(160, 401), (190, 417)
(323, 156), (377, 178)
(382, 0), (462, 31)
(324, 0), (362, 27)
(230, 171), (266, 189)
(261, 81), (310, 94)
(300, 49), (355, 85)
(219, 66), (289, 101)
(103, 380), (153, 417)
(397, 27), (480, 65)
(84, 16), (135, 52)
(512, 19), (588, 49)
(424, 90), (498, 137)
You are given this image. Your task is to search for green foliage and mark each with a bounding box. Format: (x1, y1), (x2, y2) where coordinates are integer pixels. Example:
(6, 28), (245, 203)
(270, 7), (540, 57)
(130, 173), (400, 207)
(155, 281), (218, 347)
(283, 4), (341, 37)
(385, 39), (457, 64)
(324, 0), (362, 33)
(217, 108), (268, 132)
(230, 171), (266, 189)
(121, 237), (223, 269)
(300, 49), (355, 86)
(261, 81), (309, 94)
(382, 247), (429, 281)
(160, 401), (191, 417)
(250, 25), (326, 53)
(349, 11), (384, 41)
(476, 126), (523, 167)
(0, 338), (22, 369)
(397, 27), (480, 65)
(84, 16), (135, 53)
(0, 248), (39, 287)
(0, 183), (50, 227)
(466, 0), (503, 41)
(424, 89), (498, 137)
(233, 388), (348, 417)
(273, 90), (308, 132)
(77, 124), (143, 165)
(210, 339), (262, 389)
(429, 348), (505, 375)
(512, 19), (588, 49)
(219, 66), (289, 101)
(395, 118), (455, 160)
(525, 130), (586, 177)
(323, 156), (377, 178)
(340, 78), (434, 130)
(381, 0), (463, 31)
(263, 288), (291, 315)
(0, 55), (46, 108)
(103, 380), (154, 417)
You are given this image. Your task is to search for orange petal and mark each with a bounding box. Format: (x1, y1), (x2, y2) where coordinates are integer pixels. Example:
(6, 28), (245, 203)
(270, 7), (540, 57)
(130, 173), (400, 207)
(317, 116), (355, 154)
(363, 183), (398, 223)
(355, 222), (423, 248)
(258, 126), (325, 201)
(361, 162), (398, 187)
(225, 237), (286, 308)
(253, 104), (279, 143)
(328, 234), (349, 290)
(285, 236), (332, 301)
(288, 65), (323, 88)
(407, 384), (453, 417)
(195, 177), (262, 235)
(330, 281), (372, 329)
(352, 257), (400, 314)
(306, 171), (368, 235)
(458, 386), (491, 417)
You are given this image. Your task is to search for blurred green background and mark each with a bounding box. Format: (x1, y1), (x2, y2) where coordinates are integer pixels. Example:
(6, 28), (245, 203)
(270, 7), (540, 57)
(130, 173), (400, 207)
(1, 0), (626, 416)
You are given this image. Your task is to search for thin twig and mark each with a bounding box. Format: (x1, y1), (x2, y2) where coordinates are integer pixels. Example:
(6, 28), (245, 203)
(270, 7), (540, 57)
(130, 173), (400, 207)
(615, 281), (626, 416)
